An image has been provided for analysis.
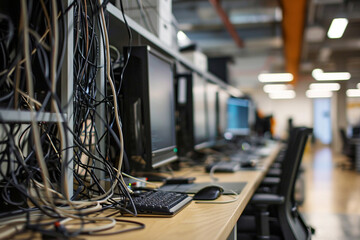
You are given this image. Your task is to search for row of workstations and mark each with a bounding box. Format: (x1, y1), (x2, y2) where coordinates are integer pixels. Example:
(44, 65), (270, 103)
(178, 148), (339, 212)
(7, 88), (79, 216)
(10, 30), (280, 240)
(119, 46), (257, 176)
(10, 44), (281, 240)
(106, 5), (278, 237)
(107, 46), (280, 239)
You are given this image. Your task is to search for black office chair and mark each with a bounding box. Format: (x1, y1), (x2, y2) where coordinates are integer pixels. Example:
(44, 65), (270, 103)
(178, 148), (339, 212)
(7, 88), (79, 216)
(238, 127), (313, 240)
(338, 128), (355, 170)
(256, 127), (301, 193)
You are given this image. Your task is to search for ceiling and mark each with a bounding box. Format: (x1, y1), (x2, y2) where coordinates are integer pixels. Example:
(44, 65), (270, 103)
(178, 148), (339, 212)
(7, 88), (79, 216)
(172, 0), (360, 90)
(173, 0), (282, 57)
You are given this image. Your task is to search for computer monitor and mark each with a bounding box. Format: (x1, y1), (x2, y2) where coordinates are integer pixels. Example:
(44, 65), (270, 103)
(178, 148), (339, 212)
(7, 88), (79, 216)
(192, 74), (209, 150)
(226, 97), (250, 136)
(121, 46), (177, 171)
(175, 72), (194, 156)
(248, 99), (256, 132)
(206, 82), (218, 145)
(216, 89), (229, 139)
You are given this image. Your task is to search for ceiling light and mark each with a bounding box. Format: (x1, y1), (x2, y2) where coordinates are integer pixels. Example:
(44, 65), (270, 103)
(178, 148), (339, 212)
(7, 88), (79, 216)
(306, 90), (333, 98)
(263, 84), (293, 93)
(269, 90), (296, 99)
(327, 18), (348, 39)
(346, 89), (360, 97)
(258, 73), (293, 83)
(309, 83), (340, 91)
(312, 68), (351, 81)
(177, 31), (191, 47)
(357, 83), (360, 89)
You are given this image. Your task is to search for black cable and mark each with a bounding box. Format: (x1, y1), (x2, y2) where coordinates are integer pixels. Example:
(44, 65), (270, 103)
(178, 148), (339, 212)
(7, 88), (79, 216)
(116, 0), (132, 95)
(0, 0), (141, 237)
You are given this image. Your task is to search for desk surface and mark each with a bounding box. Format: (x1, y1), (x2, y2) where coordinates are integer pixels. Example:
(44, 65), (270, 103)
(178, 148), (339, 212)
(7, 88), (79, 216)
(11, 143), (282, 240)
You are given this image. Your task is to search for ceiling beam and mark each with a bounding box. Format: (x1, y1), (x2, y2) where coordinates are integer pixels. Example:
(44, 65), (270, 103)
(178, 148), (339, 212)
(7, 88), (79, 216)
(280, 0), (307, 84)
(208, 0), (244, 48)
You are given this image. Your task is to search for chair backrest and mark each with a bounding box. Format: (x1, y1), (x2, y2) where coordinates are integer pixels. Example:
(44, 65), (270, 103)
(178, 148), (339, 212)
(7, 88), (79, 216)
(277, 127), (312, 240)
(276, 127), (302, 194)
(339, 128), (348, 148)
(339, 128), (355, 158)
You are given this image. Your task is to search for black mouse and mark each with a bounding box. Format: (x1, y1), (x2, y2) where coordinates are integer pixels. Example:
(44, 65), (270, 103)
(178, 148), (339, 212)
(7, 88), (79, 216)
(193, 185), (224, 200)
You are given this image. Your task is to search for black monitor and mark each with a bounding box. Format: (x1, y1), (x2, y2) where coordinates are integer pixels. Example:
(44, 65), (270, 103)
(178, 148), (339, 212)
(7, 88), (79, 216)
(206, 82), (218, 146)
(176, 72), (218, 155)
(216, 89), (229, 139)
(248, 99), (256, 132)
(175, 72), (194, 156)
(226, 97), (250, 136)
(121, 46), (177, 171)
(192, 74), (209, 150)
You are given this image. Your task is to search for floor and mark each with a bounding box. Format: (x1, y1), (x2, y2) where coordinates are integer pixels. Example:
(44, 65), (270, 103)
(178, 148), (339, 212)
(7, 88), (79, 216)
(299, 142), (360, 240)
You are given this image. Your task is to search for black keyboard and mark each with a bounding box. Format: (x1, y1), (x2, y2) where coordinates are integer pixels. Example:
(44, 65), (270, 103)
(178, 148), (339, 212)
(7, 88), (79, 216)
(128, 190), (192, 216)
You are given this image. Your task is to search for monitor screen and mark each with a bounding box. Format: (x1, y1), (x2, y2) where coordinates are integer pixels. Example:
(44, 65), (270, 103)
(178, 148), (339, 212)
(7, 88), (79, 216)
(148, 52), (176, 154)
(226, 98), (250, 136)
(206, 83), (218, 145)
(248, 100), (256, 131)
(192, 74), (208, 149)
(217, 89), (229, 138)
(121, 46), (177, 170)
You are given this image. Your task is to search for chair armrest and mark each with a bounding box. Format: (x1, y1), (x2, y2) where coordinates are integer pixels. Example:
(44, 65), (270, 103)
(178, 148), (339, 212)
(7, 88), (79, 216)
(266, 168), (281, 177)
(270, 162), (282, 169)
(251, 193), (285, 205)
(261, 177), (280, 186)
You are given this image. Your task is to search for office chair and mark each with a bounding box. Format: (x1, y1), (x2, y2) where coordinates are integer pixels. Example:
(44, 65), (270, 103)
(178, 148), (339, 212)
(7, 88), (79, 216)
(338, 128), (355, 170)
(256, 127), (300, 193)
(238, 127), (313, 240)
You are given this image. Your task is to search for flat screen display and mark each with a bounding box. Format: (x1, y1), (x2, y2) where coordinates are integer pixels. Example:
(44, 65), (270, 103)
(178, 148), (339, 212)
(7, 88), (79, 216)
(217, 89), (229, 138)
(192, 74), (208, 148)
(148, 52), (176, 152)
(226, 98), (250, 136)
(206, 83), (218, 144)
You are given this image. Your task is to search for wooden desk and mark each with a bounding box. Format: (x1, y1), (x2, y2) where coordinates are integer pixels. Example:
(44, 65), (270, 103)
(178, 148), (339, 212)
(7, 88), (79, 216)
(10, 143), (282, 240)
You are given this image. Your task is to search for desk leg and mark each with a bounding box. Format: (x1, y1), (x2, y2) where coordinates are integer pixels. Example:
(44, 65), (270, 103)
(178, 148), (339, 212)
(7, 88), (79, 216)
(227, 224), (237, 240)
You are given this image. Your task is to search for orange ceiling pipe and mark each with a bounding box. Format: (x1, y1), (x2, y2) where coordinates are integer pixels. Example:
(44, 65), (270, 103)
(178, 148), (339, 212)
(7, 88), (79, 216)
(280, 0), (307, 84)
(209, 0), (244, 48)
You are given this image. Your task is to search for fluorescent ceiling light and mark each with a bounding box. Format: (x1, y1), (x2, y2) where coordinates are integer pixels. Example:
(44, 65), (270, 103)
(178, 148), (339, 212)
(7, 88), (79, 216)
(309, 83), (340, 91)
(177, 31), (191, 47)
(346, 89), (360, 97)
(263, 84), (293, 93)
(327, 18), (348, 39)
(269, 90), (296, 99)
(312, 68), (351, 81)
(258, 73), (293, 83)
(306, 90), (333, 98)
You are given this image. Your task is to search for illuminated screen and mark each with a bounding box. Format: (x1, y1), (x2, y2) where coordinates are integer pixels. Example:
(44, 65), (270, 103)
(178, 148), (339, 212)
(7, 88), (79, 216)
(226, 98), (250, 136)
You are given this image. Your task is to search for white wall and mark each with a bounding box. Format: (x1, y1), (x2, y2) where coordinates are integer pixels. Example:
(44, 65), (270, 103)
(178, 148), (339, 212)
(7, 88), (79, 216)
(347, 97), (360, 127)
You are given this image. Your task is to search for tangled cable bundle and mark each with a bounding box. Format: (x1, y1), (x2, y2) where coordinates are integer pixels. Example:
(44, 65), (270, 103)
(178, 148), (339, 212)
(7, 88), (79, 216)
(0, 0), (141, 238)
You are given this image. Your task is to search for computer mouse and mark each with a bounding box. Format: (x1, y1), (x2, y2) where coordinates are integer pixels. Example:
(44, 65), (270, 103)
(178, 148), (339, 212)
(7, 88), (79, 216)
(193, 185), (224, 200)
